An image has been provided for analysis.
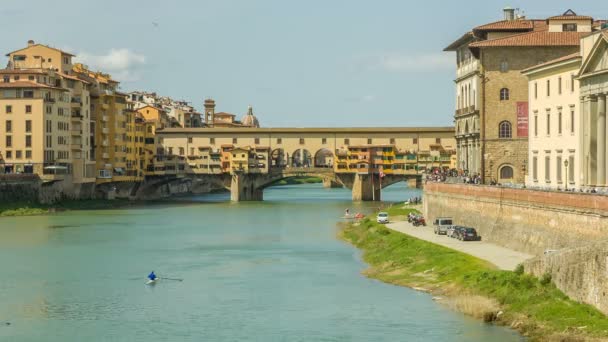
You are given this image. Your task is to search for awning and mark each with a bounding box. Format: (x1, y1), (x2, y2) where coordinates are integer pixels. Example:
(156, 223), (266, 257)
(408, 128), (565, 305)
(114, 167), (124, 173)
(44, 165), (68, 170)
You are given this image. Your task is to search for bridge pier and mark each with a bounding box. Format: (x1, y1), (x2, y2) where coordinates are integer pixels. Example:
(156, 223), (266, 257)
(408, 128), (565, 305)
(407, 177), (423, 189)
(231, 173), (264, 201)
(322, 177), (342, 188)
(351, 174), (381, 201)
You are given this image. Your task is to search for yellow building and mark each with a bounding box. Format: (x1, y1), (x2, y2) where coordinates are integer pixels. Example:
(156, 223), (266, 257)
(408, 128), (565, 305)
(0, 42), (95, 184)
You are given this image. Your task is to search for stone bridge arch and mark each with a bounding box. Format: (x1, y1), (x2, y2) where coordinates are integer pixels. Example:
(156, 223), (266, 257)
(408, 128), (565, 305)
(291, 149), (312, 167)
(314, 148), (334, 168)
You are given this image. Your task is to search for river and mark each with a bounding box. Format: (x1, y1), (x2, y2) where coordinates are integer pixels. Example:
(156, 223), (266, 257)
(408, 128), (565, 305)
(0, 183), (523, 341)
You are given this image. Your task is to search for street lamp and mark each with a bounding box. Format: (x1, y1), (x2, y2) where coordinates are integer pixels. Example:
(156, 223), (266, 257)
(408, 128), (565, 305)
(564, 159), (569, 191)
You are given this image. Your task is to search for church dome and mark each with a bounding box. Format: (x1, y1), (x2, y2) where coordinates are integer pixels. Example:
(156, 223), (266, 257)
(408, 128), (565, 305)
(241, 105), (260, 128)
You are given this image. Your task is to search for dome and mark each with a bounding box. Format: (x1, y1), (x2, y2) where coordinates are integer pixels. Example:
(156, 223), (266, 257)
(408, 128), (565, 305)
(241, 105), (260, 128)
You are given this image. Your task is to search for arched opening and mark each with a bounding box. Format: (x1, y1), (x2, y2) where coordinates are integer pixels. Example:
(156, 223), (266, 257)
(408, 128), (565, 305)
(464, 121), (469, 134)
(271, 148), (287, 168)
(292, 149), (312, 167)
(499, 165), (514, 180)
(314, 148), (334, 168)
(500, 88), (509, 101)
(499, 121), (512, 138)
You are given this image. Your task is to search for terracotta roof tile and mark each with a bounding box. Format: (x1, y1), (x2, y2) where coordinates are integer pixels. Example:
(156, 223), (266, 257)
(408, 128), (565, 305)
(547, 15), (592, 21)
(474, 20), (534, 31)
(0, 81), (56, 89)
(469, 31), (585, 48)
(522, 52), (581, 73)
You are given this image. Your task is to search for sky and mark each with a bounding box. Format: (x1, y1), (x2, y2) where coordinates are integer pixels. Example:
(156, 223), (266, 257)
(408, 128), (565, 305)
(1, 0), (606, 127)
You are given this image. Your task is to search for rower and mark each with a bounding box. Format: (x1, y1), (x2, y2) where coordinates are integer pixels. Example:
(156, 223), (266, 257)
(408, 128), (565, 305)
(345, 208), (350, 216)
(148, 271), (157, 281)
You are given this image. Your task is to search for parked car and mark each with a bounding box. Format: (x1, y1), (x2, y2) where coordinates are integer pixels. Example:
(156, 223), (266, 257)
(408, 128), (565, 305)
(411, 215), (426, 226)
(376, 212), (389, 224)
(459, 227), (479, 241)
(433, 217), (453, 235)
(452, 226), (466, 239)
(447, 225), (458, 238)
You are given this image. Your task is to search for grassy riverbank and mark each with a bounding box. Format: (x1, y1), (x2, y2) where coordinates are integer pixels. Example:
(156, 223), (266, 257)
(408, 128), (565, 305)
(0, 199), (133, 217)
(340, 206), (608, 341)
(271, 176), (322, 186)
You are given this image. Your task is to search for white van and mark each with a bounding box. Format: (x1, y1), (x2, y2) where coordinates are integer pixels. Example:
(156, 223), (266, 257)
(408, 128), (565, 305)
(433, 217), (453, 235)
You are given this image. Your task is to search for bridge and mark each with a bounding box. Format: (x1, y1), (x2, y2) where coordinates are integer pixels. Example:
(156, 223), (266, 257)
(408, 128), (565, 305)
(139, 126), (455, 201)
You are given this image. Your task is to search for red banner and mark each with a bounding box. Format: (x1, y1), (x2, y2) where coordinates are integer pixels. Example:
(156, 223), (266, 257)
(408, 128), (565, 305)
(517, 102), (528, 137)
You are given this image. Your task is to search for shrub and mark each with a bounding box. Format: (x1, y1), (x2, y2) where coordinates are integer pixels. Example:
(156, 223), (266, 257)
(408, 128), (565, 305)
(514, 263), (524, 275)
(540, 272), (552, 286)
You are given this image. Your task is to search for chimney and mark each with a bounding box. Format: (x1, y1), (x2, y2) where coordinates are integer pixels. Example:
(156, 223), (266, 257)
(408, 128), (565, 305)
(503, 7), (515, 21)
(27, 40), (35, 46)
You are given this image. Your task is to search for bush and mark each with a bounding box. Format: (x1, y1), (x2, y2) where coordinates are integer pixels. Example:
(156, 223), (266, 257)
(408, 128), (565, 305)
(540, 272), (552, 286)
(514, 263), (524, 275)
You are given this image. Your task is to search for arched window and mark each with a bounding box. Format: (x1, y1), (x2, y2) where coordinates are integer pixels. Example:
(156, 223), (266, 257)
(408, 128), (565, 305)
(499, 121), (512, 138)
(500, 88), (509, 101)
(500, 60), (509, 72)
(500, 165), (514, 179)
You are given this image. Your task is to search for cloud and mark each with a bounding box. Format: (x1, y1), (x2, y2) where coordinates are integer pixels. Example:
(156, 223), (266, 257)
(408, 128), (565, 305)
(74, 48), (146, 82)
(360, 52), (453, 73)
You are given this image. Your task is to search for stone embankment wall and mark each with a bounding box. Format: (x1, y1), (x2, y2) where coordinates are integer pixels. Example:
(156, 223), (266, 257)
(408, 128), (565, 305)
(0, 175), (96, 204)
(423, 182), (608, 314)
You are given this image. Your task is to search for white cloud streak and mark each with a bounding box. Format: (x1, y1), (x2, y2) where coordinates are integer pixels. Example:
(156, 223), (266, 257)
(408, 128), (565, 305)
(74, 48), (146, 82)
(359, 52), (453, 73)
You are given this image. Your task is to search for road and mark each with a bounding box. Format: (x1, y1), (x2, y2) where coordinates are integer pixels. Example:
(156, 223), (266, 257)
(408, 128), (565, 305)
(385, 221), (534, 271)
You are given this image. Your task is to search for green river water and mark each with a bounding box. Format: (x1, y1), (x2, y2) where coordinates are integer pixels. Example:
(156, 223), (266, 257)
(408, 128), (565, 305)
(0, 183), (523, 341)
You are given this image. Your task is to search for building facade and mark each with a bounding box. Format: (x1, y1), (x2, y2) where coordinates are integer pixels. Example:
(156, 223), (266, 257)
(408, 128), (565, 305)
(445, 9), (598, 185)
(523, 53), (581, 189)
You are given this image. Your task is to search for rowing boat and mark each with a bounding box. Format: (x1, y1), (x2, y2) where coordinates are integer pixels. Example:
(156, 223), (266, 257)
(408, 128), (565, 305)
(146, 278), (157, 285)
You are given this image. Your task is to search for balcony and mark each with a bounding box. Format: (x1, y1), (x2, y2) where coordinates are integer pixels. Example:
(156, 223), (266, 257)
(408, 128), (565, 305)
(70, 141), (83, 150)
(71, 128), (83, 135)
(102, 115), (109, 122)
(102, 152), (109, 159)
(71, 110), (82, 119)
(455, 105), (477, 117)
(102, 140), (109, 147)
(70, 97), (82, 107)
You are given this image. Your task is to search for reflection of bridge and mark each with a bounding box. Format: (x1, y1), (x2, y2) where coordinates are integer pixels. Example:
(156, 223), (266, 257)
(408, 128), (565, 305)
(142, 127), (454, 201)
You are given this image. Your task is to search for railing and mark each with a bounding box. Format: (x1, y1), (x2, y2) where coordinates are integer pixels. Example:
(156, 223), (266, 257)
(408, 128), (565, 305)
(455, 105), (477, 116)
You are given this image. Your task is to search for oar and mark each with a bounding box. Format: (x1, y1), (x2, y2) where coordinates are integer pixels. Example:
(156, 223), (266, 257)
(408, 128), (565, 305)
(160, 277), (183, 282)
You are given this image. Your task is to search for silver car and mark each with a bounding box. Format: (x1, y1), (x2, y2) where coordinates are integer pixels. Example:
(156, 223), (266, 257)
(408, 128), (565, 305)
(433, 217), (453, 235)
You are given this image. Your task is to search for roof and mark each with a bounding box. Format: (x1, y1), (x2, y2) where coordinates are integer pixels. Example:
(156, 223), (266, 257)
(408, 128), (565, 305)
(444, 32), (477, 51)
(58, 72), (90, 84)
(469, 31), (585, 48)
(521, 52), (581, 73)
(0, 81), (59, 89)
(0, 69), (47, 75)
(157, 127), (455, 134)
(214, 112), (236, 117)
(547, 15), (593, 21)
(6, 44), (75, 57)
(473, 19), (536, 32)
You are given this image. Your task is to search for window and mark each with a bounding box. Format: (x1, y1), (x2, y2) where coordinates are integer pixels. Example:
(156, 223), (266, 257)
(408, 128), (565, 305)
(25, 150), (31, 159)
(367, 138), (372, 144)
(498, 121), (512, 138)
(321, 138), (327, 144)
(558, 111), (562, 134)
(6, 120), (11, 132)
(344, 138), (350, 145)
(571, 74), (575, 92)
(546, 112), (551, 135)
(499, 88), (509, 100)
(179, 147), (184, 156)
(545, 156), (550, 182)
(299, 138), (305, 144)
(534, 82), (538, 99)
(63, 56), (69, 64)
(563, 23), (577, 32)
(499, 60), (508, 72)
(532, 156), (538, 181)
(46, 135), (52, 148)
(25, 105), (32, 113)
(3, 76), (9, 83)
(254, 138), (260, 144)
(14, 76), (20, 81)
(6, 105), (12, 114)
(276, 138), (282, 144)
(413, 138), (418, 144)
(15, 150), (22, 159)
(25, 135), (31, 148)
(436, 138), (441, 144)
(570, 110), (575, 134)
(23, 90), (33, 98)
(500, 165), (513, 179)
(556, 156), (562, 182)
(6, 135), (12, 147)
(5, 151), (11, 159)
(390, 138), (395, 144)
(187, 137), (193, 143)
(558, 77), (562, 95)
(210, 137), (215, 144)
(190, 147), (194, 156)
(28, 75), (34, 81)
(534, 114), (538, 137)
(46, 106), (52, 114)
(26, 120), (31, 132)
(568, 155), (575, 183)
(232, 138), (237, 144)
(546, 80), (550, 97)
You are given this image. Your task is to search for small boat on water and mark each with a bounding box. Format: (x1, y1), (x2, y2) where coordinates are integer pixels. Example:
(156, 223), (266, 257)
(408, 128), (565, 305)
(146, 278), (158, 285)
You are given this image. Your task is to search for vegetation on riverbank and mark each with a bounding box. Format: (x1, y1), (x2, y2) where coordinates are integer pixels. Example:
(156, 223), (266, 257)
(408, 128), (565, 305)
(270, 176), (322, 186)
(340, 206), (608, 341)
(0, 199), (133, 217)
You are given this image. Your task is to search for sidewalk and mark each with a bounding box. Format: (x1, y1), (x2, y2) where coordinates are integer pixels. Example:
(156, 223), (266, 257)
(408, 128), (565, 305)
(385, 221), (534, 271)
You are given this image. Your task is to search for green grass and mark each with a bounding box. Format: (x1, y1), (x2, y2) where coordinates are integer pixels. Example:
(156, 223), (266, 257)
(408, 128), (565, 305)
(270, 176), (323, 186)
(340, 210), (608, 340)
(0, 199), (132, 217)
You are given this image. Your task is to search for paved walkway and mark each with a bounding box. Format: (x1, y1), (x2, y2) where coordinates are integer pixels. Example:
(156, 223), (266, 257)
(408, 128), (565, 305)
(385, 221), (534, 271)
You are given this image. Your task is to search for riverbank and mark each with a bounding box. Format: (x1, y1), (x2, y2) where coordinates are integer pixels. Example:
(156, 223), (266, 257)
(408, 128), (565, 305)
(339, 206), (608, 341)
(0, 199), (134, 217)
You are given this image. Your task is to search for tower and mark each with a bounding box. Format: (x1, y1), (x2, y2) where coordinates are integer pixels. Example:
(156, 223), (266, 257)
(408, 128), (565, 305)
(204, 98), (216, 127)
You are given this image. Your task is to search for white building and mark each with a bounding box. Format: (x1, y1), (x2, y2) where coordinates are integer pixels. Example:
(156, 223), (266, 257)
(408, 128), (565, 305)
(523, 53), (581, 190)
